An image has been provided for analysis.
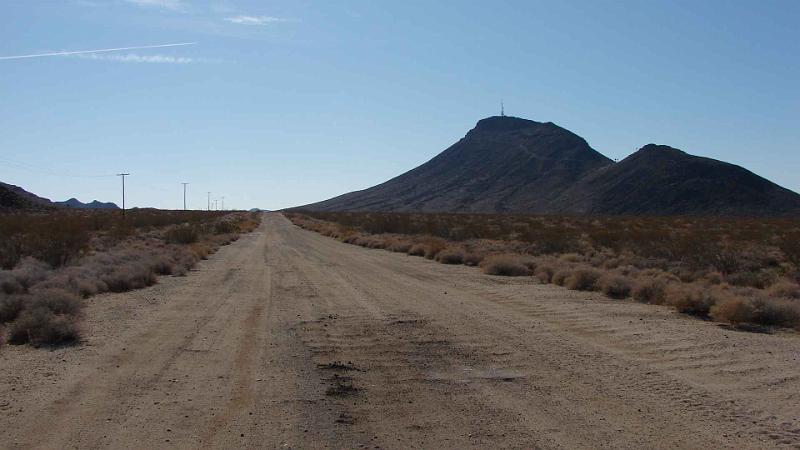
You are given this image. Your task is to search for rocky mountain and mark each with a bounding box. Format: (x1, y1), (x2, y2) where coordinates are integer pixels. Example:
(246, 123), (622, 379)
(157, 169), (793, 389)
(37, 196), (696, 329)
(299, 116), (800, 217)
(56, 198), (119, 210)
(0, 182), (56, 211)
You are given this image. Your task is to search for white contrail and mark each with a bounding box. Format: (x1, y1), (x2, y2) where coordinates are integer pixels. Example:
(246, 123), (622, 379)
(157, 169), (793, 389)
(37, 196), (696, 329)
(0, 42), (196, 61)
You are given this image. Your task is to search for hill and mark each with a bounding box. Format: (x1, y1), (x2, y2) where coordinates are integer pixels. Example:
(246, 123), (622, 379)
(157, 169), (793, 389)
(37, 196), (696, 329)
(0, 182), (56, 211)
(56, 198), (119, 210)
(304, 116), (612, 213)
(299, 116), (800, 216)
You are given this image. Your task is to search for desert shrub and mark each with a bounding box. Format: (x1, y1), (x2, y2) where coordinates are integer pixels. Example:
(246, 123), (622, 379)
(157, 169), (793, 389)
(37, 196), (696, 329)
(189, 243), (211, 260)
(8, 308), (79, 346)
(152, 257), (175, 276)
(387, 240), (412, 253)
(598, 274), (633, 299)
(0, 271), (23, 295)
(481, 254), (531, 276)
(436, 248), (464, 265)
(768, 280), (800, 299)
(710, 296), (756, 325)
(665, 285), (717, 318)
(725, 270), (775, 289)
(552, 269), (571, 286)
(751, 298), (800, 329)
(463, 253), (484, 266)
(0, 294), (26, 323)
(408, 244), (426, 257)
(102, 264), (157, 292)
(214, 221), (237, 234)
(165, 225), (199, 245)
(28, 288), (83, 316)
(422, 238), (448, 260)
(632, 278), (668, 304)
(560, 253), (583, 263)
(534, 265), (555, 283)
(564, 269), (601, 291)
(11, 257), (51, 289)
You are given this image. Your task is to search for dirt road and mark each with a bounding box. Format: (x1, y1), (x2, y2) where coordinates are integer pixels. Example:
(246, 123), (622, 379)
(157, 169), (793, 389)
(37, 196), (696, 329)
(2, 213), (799, 449)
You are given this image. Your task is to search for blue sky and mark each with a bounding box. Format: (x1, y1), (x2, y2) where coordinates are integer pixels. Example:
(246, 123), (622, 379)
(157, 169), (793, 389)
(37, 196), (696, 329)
(1, 0), (798, 210)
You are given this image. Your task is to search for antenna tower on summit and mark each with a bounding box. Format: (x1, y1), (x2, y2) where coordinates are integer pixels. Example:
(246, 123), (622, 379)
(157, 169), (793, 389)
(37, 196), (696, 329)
(501, 100), (505, 116)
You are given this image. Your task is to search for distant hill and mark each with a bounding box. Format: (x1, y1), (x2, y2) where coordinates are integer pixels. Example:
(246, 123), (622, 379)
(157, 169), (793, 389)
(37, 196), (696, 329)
(299, 116), (800, 217)
(0, 182), (56, 211)
(56, 198), (119, 210)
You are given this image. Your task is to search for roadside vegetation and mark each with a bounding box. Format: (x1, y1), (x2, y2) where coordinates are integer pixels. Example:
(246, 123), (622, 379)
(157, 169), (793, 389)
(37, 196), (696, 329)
(287, 211), (800, 332)
(0, 209), (260, 347)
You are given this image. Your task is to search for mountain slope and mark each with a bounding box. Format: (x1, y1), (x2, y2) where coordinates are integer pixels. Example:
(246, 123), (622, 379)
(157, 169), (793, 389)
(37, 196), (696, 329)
(0, 182), (56, 211)
(56, 198), (119, 210)
(554, 144), (800, 216)
(304, 116), (613, 213)
(299, 116), (800, 217)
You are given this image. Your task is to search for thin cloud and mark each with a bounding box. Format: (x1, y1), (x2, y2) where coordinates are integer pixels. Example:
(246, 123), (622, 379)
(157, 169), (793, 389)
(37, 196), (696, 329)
(73, 53), (203, 64)
(0, 43), (196, 61)
(225, 15), (290, 25)
(125, 0), (184, 10)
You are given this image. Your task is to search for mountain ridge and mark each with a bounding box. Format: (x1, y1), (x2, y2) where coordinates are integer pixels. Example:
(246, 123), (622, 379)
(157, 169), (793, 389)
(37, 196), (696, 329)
(298, 116), (800, 217)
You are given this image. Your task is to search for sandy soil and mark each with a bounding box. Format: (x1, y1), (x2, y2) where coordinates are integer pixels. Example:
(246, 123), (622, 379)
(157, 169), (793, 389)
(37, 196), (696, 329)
(1, 213), (799, 449)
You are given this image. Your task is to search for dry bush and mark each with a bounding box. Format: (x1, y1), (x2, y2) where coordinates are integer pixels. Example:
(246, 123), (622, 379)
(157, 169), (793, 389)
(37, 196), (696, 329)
(481, 254), (531, 276)
(101, 263), (157, 293)
(751, 298), (800, 329)
(0, 272), (23, 295)
(564, 269), (601, 291)
(725, 270), (776, 289)
(664, 285), (716, 317)
(632, 278), (668, 304)
(387, 240), (412, 253)
(0, 294), (26, 323)
(27, 288), (83, 316)
(5, 288), (82, 346)
(709, 296), (756, 325)
(463, 252), (484, 266)
(407, 244), (426, 257)
(422, 238), (448, 260)
(11, 257), (51, 289)
(534, 265), (556, 283)
(8, 308), (79, 346)
(436, 248), (465, 265)
(189, 243), (211, 260)
(560, 253), (583, 263)
(598, 274), (633, 299)
(165, 225), (199, 245)
(768, 280), (800, 299)
(552, 269), (571, 286)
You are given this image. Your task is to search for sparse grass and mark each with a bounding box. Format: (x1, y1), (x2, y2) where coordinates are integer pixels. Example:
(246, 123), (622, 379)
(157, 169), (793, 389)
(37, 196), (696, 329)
(287, 211), (800, 331)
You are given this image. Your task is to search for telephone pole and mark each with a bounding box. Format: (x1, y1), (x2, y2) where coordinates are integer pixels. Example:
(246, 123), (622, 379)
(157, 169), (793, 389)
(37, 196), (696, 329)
(207, 192), (211, 211)
(221, 196), (225, 211)
(181, 182), (189, 210)
(117, 173), (130, 216)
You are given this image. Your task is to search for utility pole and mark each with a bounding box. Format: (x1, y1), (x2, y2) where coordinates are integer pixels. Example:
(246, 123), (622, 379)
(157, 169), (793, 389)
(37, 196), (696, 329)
(207, 192), (211, 211)
(221, 196), (225, 211)
(501, 100), (505, 117)
(117, 173), (130, 216)
(181, 182), (189, 210)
